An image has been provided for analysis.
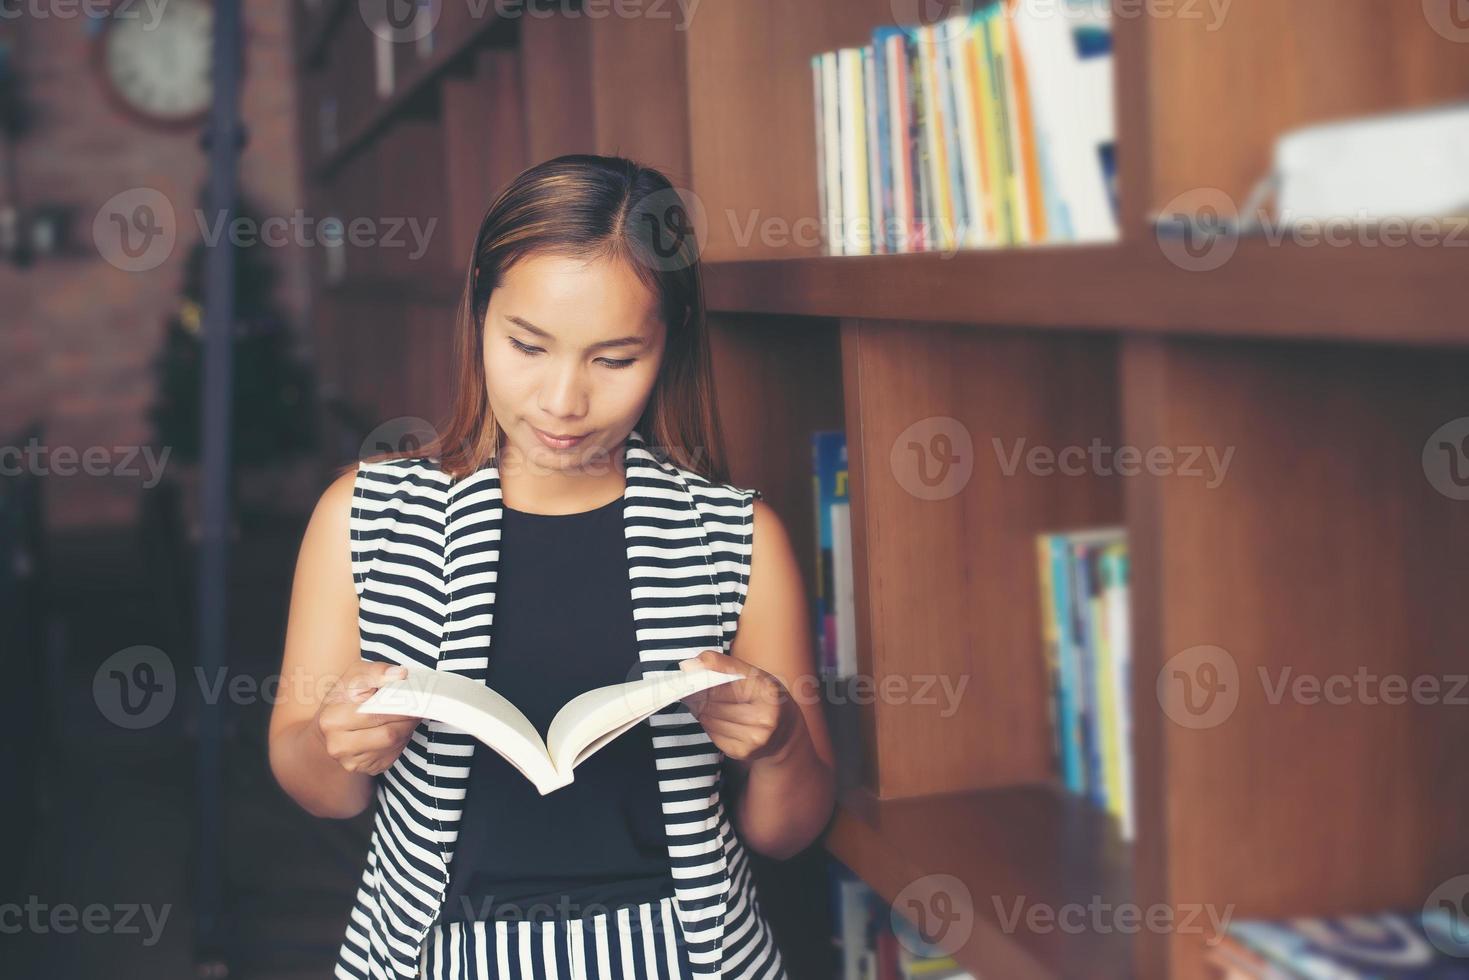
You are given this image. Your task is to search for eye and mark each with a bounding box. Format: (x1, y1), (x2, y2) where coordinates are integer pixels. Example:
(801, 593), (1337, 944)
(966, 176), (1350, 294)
(597, 357), (636, 369)
(508, 337), (543, 356)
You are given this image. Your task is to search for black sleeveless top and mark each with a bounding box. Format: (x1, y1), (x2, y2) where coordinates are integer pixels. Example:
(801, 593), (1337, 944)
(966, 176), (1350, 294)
(434, 494), (677, 926)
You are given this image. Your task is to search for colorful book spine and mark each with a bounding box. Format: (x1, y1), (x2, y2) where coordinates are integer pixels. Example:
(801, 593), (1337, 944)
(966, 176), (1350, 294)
(813, 431), (849, 674)
(916, 26), (952, 252)
(1004, 2), (1048, 241)
(864, 47), (887, 255)
(1101, 542), (1133, 839)
(813, 55), (829, 255)
(872, 29), (898, 254)
(905, 32), (934, 251)
(809, 2), (1118, 253)
(820, 51), (844, 256)
(837, 47), (871, 254)
(1046, 534), (1084, 793)
(1037, 528), (1132, 839)
(878, 29), (915, 253)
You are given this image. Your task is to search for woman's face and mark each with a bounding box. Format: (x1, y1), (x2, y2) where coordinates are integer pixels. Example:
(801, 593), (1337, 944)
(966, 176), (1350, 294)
(482, 252), (667, 476)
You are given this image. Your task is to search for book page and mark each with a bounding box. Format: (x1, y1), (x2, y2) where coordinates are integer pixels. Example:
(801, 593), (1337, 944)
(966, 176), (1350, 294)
(357, 664), (561, 792)
(546, 667), (741, 774)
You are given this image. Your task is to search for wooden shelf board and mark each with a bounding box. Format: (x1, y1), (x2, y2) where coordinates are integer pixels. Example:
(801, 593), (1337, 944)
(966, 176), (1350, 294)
(311, 14), (509, 181)
(826, 783), (1133, 980)
(703, 238), (1469, 347)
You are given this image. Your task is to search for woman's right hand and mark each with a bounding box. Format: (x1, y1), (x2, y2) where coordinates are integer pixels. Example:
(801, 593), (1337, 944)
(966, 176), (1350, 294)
(314, 660), (422, 776)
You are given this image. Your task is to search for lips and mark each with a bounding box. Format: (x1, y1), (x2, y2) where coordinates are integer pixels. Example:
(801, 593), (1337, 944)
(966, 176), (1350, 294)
(532, 425), (589, 448)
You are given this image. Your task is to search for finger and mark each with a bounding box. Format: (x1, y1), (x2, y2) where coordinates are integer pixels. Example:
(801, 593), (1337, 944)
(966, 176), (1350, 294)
(384, 715), (424, 740)
(679, 650), (745, 676)
(701, 673), (780, 705)
(679, 689), (708, 717)
(696, 716), (767, 752)
(347, 660), (409, 696)
(331, 697), (420, 732)
(689, 701), (770, 728)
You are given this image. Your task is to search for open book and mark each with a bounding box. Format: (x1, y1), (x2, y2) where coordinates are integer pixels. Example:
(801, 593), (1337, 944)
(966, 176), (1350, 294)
(356, 661), (739, 795)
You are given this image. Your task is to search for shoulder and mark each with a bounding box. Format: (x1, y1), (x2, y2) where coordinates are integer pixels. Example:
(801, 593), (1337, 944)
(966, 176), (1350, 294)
(349, 456), (452, 521)
(672, 469), (796, 600)
(672, 465), (763, 513)
(300, 465), (358, 557)
(314, 457), (447, 596)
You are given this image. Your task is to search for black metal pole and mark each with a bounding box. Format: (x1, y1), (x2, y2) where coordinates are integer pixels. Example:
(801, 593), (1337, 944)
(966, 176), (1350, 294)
(197, 0), (242, 967)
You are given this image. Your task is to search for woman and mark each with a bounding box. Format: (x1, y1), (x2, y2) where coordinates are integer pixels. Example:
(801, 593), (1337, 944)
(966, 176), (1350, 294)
(268, 154), (836, 980)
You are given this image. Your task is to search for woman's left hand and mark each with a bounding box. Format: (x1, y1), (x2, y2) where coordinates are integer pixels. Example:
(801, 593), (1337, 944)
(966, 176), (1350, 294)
(678, 649), (806, 768)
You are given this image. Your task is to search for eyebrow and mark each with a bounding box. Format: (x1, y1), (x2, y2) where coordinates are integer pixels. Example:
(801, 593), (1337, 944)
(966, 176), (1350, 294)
(506, 315), (648, 350)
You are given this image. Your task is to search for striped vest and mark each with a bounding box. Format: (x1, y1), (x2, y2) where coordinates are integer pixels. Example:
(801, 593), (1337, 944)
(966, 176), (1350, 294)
(336, 428), (787, 980)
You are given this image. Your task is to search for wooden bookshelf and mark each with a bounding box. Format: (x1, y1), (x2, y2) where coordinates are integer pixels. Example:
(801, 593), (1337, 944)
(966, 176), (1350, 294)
(828, 783), (1133, 980)
(289, 1), (1469, 978)
(703, 241), (1469, 347)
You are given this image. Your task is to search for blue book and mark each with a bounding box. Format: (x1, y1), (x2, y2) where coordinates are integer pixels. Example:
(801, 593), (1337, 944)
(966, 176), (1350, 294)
(872, 26), (904, 253)
(934, 26), (970, 249)
(1047, 535), (1084, 794)
(1067, 539), (1099, 803)
(812, 431), (848, 674)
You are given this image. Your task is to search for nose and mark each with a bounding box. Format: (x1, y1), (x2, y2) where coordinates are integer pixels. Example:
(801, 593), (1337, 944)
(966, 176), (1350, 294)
(536, 358), (589, 420)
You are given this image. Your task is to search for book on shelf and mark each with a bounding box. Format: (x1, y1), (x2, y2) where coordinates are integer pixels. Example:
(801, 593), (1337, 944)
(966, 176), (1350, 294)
(356, 661), (739, 796)
(811, 0), (1117, 256)
(1207, 908), (1469, 979)
(1035, 526), (1133, 840)
(813, 430), (856, 678)
(829, 861), (977, 980)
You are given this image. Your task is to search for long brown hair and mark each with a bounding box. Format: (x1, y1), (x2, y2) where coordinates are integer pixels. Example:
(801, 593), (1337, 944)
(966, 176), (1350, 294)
(343, 154), (730, 485)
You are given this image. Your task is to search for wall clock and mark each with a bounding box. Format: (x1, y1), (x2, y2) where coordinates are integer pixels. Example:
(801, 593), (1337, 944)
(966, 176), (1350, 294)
(92, 0), (234, 131)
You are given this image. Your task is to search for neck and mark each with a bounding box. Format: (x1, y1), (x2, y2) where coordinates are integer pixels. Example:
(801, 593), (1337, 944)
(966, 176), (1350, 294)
(495, 437), (629, 515)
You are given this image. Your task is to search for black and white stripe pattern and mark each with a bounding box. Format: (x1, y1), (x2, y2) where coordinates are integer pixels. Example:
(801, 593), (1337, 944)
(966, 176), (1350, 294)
(417, 895), (697, 980)
(336, 429), (786, 980)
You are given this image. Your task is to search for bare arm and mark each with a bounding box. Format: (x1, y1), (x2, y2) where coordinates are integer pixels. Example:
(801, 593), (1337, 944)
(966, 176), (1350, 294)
(267, 466), (415, 819)
(725, 499), (837, 859)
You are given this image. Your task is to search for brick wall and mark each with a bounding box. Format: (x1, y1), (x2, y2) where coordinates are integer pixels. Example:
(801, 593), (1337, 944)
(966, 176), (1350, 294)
(0, 1), (309, 531)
